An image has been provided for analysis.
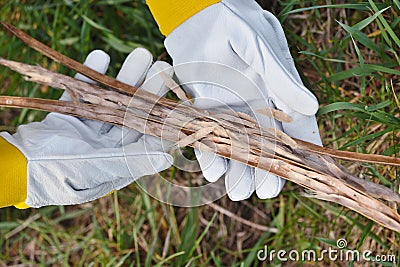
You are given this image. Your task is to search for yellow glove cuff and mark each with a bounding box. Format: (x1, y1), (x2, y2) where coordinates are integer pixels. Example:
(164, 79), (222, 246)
(0, 136), (28, 209)
(146, 0), (221, 36)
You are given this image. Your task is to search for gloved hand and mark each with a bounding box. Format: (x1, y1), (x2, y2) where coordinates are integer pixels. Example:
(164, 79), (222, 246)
(164, 0), (322, 200)
(0, 48), (174, 207)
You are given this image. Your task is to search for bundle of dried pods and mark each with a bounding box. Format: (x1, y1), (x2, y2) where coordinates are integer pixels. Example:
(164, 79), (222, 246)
(0, 22), (399, 232)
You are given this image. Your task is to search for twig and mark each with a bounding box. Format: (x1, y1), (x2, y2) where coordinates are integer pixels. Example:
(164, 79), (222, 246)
(208, 202), (278, 233)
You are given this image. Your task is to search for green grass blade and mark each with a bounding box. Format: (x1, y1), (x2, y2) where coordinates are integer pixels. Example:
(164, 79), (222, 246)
(352, 6), (392, 30)
(284, 3), (387, 15)
(337, 20), (380, 54)
(368, 0), (400, 48)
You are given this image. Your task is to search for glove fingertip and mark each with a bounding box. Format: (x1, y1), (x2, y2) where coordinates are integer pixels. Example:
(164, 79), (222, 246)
(141, 61), (174, 96)
(117, 48), (153, 86)
(86, 50), (111, 70)
(152, 60), (174, 76)
(298, 91), (319, 116)
(225, 162), (254, 201)
(75, 50), (110, 83)
(255, 170), (285, 199)
(202, 167), (226, 183)
(195, 149), (227, 182)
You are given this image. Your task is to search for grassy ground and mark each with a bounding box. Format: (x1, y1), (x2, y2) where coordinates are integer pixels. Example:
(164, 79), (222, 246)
(0, 0), (399, 266)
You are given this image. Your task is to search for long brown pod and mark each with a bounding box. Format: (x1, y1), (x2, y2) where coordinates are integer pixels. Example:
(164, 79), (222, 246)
(1, 60), (400, 232)
(295, 139), (400, 167)
(1, 94), (400, 232)
(1, 24), (400, 233)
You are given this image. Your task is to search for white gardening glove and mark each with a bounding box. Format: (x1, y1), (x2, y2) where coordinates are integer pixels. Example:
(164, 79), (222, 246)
(0, 48), (174, 207)
(164, 0), (322, 200)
